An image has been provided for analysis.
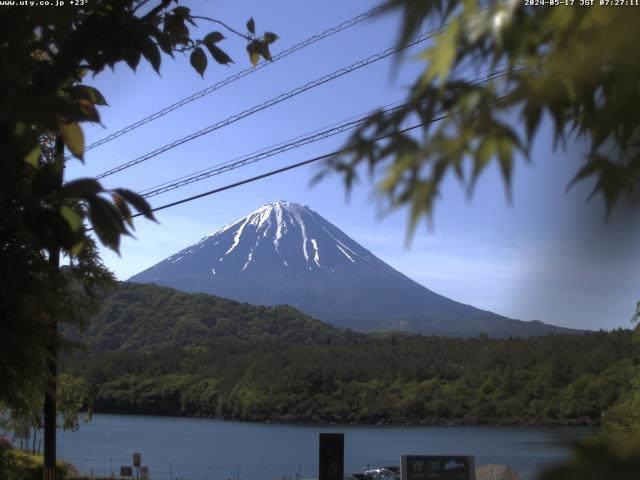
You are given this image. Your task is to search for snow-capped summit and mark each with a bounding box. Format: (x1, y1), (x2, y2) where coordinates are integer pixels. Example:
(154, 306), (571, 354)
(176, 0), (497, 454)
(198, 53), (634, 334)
(129, 202), (574, 336)
(162, 200), (377, 277)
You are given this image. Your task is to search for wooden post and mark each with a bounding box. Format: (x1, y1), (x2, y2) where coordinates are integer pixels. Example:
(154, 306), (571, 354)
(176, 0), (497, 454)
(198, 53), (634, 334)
(43, 136), (64, 480)
(319, 433), (344, 480)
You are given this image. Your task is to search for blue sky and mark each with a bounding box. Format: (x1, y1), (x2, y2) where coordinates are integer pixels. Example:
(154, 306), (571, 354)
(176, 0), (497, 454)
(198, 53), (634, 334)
(66, 0), (640, 331)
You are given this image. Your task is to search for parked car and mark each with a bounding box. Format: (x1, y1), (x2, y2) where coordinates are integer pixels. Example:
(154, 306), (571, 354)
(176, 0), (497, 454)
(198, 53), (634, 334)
(346, 466), (400, 480)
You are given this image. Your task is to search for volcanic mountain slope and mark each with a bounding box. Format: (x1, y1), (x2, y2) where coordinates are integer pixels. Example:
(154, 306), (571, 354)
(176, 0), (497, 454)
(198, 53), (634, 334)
(129, 201), (576, 337)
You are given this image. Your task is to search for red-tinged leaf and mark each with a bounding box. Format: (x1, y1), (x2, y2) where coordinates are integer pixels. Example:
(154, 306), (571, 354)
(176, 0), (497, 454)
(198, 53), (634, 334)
(78, 99), (101, 123)
(112, 193), (134, 227)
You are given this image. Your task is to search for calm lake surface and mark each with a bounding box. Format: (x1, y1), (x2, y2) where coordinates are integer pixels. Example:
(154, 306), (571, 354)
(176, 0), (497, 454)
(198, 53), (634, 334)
(58, 414), (597, 480)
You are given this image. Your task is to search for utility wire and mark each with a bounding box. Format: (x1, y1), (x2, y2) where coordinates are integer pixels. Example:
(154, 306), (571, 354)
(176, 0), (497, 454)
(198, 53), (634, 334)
(126, 116), (447, 221)
(138, 102), (406, 198)
(136, 101), (406, 195)
(93, 65), (517, 228)
(95, 30), (440, 180)
(76, 6), (384, 159)
(137, 67), (510, 198)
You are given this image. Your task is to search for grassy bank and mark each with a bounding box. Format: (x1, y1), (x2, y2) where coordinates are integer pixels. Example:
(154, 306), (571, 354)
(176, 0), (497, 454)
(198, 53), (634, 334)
(0, 448), (76, 480)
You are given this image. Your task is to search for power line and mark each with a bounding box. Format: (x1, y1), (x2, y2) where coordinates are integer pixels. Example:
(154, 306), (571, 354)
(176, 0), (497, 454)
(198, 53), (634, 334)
(127, 116), (447, 221)
(95, 30), (440, 180)
(136, 101), (406, 196)
(136, 66), (510, 198)
(76, 6), (384, 159)
(94, 64), (515, 226)
(138, 102), (406, 198)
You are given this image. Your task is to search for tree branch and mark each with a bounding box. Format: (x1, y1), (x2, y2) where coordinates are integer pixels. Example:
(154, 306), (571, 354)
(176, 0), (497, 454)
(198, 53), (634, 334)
(132, 0), (152, 14)
(191, 15), (251, 41)
(141, 0), (172, 21)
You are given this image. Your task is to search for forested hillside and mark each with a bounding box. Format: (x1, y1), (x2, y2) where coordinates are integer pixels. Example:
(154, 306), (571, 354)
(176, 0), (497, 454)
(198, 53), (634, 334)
(63, 330), (637, 426)
(71, 282), (362, 350)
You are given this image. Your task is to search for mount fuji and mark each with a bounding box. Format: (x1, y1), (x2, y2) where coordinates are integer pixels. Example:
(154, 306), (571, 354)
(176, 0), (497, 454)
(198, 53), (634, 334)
(129, 201), (574, 337)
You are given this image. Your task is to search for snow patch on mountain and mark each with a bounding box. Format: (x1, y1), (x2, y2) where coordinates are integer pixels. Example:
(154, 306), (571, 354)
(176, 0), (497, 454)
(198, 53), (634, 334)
(225, 217), (250, 255)
(144, 201), (384, 281)
(336, 244), (355, 263)
(273, 202), (287, 252)
(310, 238), (320, 267)
(189, 200), (373, 273)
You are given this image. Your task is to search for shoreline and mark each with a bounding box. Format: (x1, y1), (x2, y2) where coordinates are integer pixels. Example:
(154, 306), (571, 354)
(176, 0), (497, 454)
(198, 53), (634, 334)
(84, 409), (603, 428)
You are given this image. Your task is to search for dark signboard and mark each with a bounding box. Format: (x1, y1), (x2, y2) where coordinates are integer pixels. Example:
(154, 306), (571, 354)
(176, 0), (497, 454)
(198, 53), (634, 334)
(401, 455), (475, 480)
(133, 452), (142, 467)
(319, 433), (344, 480)
(120, 466), (133, 477)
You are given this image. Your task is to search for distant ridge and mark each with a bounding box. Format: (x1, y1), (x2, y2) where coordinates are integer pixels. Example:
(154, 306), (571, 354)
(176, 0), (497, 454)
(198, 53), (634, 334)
(130, 201), (578, 337)
(75, 282), (360, 351)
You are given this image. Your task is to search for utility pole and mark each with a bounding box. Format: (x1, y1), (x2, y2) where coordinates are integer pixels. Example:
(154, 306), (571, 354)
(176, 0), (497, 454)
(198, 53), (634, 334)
(43, 136), (64, 480)
(319, 433), (344, 480)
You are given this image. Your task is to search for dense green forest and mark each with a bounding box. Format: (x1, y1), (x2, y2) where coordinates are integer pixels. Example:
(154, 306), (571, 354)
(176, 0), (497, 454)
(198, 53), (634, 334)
(60, 283), (639, 426)
(62, 330), (637, 426)
(68, 282), (362, 350)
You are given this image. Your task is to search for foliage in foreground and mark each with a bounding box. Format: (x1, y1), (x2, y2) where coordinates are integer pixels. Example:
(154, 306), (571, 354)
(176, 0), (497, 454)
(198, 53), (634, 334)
(0, 444), (74, 480)
(63, 330), (636, 425)
(0, 0), (275, 412)
(322, 1), (640, 232)
(536, 318), (640, 479)
(538, 431), (640, 480)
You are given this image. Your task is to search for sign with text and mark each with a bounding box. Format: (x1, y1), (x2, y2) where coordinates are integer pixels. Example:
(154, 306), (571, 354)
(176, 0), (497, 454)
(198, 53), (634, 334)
(401, 455), (475, 480)
(133, 453), (142, 467)
(120, 466), (133, 478)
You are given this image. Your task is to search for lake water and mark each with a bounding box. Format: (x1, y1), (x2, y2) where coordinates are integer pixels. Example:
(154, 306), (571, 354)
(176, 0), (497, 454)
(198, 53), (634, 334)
(58, 414), (597, 480)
